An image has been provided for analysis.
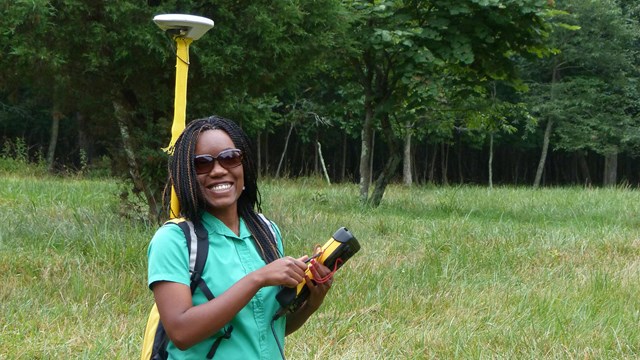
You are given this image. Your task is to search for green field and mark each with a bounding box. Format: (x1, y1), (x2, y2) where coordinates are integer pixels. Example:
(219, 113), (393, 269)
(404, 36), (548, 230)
(2, 171), (640, 359)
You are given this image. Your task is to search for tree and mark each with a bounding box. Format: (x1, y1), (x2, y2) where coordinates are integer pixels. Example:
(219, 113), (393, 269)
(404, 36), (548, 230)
(2, 1), (71, 171)
(341, 0), (552, 206)
(462, 82), (533, 188)
(525, 0), (640, 187)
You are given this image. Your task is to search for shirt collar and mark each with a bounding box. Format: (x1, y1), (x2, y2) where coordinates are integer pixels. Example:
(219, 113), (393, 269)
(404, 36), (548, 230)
(201, 211), (251, 239)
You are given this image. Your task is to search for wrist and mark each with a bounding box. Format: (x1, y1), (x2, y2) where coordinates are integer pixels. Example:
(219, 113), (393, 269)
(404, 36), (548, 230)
(298, 300), (319, 316)
(246, 270), (266, 289)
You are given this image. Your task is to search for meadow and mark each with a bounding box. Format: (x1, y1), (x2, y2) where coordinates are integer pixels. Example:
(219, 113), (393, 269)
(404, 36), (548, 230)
(2, 165), (640, 359)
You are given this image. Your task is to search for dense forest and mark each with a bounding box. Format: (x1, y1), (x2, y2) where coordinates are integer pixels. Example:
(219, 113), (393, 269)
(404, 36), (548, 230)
(2, 0), (640, 216)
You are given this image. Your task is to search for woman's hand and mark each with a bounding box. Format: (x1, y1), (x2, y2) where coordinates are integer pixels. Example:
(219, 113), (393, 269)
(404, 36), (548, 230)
(304, 259), (333, 311)
(253, 256), (309, 288)
(284, 258), (334, 335)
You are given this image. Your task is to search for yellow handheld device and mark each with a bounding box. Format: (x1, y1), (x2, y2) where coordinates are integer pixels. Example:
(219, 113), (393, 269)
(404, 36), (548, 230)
(275, 227), (360, 315)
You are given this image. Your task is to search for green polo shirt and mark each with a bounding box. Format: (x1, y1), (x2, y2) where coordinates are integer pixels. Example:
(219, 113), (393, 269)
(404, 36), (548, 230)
(147, 212), (286, 360)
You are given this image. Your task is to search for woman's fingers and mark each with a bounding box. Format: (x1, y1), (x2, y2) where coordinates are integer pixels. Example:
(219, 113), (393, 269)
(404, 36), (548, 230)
(281, 256), (310, 285)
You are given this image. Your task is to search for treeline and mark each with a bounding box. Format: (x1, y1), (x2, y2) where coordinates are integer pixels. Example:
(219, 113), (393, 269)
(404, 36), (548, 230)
(1, 0), (639, 218)
(261, 126), (640, 187)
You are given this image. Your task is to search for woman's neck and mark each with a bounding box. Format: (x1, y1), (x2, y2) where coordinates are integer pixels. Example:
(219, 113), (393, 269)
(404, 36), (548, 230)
(209, 209), (240, 235)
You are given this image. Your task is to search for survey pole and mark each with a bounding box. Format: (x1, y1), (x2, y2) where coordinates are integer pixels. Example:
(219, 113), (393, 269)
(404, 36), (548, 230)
(153, 14), (214, 218)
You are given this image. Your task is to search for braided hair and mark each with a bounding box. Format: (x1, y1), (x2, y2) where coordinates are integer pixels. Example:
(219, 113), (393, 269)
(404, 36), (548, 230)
(164, 115), (281, 264)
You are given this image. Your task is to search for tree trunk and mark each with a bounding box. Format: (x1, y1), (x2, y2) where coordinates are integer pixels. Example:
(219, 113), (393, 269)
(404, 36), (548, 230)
(317, 142), (331, 185)
(264, 131), (270, 176)
(368, 111), (400, 207)
(76, 112), (92, 166)
(514, 152), (521, 185)
(47, 109), (63, 172)
(441, 143), (449, 186)
(412, 145), (419, 185)
(341, 133), (347, 182)
(113, 100), (159, 223)
(488, 132), (494, 188)
(423, 142), (429, 183)
(429, 144), (438, 183)
(256, 132), (262, 177)
(570, 153), (578, 184)
(534, 119), (553, 188)
(359, 101), (374, 202)
(403, 120), (412, 186)
(457, 134), (464, 184)
(534, 65), (560, 189)
(369, 152), (402, 207)
(314, 131), (319, 175)
(276, 122), (295, 178)
(369, 130), (375, 185)
(603, 152), (618, 186)
(578, 152), (592, 186)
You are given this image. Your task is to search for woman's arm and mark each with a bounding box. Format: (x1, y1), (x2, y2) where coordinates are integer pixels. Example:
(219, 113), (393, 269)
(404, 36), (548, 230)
(154, 256), (308, 350)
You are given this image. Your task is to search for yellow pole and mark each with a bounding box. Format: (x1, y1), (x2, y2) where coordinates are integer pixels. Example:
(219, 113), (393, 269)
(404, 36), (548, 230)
(168, 37), (193, 218)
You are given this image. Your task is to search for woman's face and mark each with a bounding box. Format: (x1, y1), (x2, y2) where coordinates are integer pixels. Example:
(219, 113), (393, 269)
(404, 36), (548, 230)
(194, 129), (245, 218)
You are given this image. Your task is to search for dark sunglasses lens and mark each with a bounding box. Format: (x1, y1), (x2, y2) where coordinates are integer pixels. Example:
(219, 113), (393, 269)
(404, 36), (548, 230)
(194, 155), (215, 174)
(218, 150), (243, 168)
(194, 150), (243, 174)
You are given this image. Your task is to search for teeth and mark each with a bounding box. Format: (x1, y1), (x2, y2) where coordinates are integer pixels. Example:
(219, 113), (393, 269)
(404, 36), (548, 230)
(210, 183), (232, 191)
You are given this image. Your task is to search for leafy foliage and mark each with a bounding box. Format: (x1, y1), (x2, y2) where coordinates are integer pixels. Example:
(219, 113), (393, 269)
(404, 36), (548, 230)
(340, 0), (552, 204)
(523, 0), (640, 157)
(3, 0), (640, 208)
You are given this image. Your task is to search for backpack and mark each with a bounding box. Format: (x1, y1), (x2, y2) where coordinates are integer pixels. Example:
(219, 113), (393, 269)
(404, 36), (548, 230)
(141, 215), (277, 360)
(140, 219), (233, 360)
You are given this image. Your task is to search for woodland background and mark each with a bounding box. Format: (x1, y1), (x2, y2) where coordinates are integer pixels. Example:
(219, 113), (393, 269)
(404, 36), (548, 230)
(2, 0), (640, 221)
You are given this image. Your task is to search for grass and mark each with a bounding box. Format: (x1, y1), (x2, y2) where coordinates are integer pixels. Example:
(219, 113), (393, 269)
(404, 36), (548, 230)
(2, 170), (640, 359)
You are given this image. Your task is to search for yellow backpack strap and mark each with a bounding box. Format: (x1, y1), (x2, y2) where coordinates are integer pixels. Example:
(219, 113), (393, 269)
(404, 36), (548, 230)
(140, 303), (160, 360)
(140, 218), (190, 360)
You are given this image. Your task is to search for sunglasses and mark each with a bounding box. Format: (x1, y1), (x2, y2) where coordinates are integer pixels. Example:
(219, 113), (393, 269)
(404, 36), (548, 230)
(194, 149), (243, 174)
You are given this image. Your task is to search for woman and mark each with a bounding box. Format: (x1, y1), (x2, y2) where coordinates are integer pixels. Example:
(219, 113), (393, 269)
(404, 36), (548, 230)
(147, 115), (332, 359)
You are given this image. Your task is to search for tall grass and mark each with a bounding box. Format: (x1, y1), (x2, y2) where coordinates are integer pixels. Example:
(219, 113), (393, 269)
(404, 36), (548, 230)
(0, 173), (152, 359)
(2, 172), (640, 359)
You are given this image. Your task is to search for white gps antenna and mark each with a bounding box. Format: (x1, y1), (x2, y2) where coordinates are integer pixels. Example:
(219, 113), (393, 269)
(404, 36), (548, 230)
(153, 14), (214, 40)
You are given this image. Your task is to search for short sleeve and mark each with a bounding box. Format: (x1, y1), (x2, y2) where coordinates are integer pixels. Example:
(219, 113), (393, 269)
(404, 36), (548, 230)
(147, 223), (191, 290)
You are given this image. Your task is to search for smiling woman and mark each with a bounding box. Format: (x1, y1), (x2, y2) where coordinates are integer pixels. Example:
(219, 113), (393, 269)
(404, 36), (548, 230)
(146, 115), (335, 360)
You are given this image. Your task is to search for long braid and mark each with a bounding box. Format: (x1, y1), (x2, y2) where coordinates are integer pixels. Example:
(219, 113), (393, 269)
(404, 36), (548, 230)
(164, 119), (209, 223)
(210, 116), (281, 264)
(164, 116), (281, 264)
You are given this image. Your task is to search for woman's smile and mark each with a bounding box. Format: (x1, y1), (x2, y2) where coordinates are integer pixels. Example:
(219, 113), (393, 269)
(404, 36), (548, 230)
(207, 182), (233, 192)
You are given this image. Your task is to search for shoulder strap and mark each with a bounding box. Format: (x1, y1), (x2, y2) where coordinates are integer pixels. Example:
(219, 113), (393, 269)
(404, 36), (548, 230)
(257, 213), (277, 244)
(163, 219), (233, 359)
(174, 221), (215, 300)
